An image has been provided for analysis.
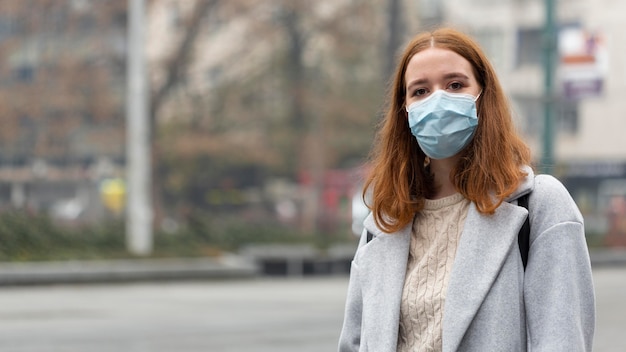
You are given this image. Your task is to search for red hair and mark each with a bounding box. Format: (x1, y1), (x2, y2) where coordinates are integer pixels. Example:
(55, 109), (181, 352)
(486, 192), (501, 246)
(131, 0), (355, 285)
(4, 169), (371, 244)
(364, 28), (531, 233)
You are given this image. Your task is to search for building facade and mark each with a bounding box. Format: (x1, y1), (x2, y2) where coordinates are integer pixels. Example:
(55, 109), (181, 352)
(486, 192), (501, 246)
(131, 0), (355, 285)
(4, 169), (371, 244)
(1, 0), (623, 240)
(0, 1), (127, 221)
(437, 0), (626, 238)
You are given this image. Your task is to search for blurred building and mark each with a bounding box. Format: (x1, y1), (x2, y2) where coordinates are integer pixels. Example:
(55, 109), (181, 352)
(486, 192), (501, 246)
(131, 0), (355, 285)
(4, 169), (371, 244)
(430, 0), (626, 237)
(146, 0), (387, 234)
(1, 0), (623, 241)
(0, 2), (127, 221)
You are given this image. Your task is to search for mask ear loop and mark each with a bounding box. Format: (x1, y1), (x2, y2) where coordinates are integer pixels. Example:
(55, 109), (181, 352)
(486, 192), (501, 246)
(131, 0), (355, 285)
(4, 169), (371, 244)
(474, 91), (482, 119)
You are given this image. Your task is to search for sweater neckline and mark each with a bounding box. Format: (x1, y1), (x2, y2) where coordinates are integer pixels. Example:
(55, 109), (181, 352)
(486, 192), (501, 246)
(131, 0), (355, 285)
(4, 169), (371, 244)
(423, 193), (466, 210)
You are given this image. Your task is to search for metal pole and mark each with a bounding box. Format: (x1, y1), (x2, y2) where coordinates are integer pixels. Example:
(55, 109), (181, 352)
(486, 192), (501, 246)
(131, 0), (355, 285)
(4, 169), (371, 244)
(126, 0), (152, 255)
(541, 0), (557, 174)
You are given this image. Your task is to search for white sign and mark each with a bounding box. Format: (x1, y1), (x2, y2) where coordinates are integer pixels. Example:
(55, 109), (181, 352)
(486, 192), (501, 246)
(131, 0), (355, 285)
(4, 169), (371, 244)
(558, 27), (608, 100)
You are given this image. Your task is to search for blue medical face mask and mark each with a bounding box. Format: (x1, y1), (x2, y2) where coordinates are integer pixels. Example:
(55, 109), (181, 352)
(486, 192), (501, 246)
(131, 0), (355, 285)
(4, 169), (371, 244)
(406, 90), (480, 160)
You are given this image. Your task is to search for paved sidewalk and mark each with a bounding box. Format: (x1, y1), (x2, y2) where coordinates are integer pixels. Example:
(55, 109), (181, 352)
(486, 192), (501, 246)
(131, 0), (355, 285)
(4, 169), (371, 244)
(0, 254), (257, 286)
(0, 247), (623, 286)
(589, 248), (626, 267)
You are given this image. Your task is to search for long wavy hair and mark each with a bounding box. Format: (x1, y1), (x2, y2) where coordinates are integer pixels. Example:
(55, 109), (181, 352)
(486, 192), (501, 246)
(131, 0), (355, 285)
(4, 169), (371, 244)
(364, 28), (531, 233)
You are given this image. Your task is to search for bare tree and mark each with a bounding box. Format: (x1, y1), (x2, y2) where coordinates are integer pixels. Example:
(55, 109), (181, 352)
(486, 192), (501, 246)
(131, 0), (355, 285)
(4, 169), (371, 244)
(151, 0), (387, 233)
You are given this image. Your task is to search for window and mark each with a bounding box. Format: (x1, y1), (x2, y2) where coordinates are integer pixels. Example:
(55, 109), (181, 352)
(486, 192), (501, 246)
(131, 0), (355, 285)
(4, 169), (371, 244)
(0, 16), (18, 42)
(472, 29), (505, 71)
(556, 100), (579, 134)
(516, 28), (542, 67)
(13, 65), (35, 82)
(417, 0), (443, 21)
(513, 95), (579, 136)
(512, 95), (541, 136)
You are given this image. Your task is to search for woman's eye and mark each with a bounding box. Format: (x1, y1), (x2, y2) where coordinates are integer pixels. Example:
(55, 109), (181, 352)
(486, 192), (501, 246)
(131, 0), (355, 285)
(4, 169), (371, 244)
(413, 88), (428, 96)
(448, 82), (463, 90)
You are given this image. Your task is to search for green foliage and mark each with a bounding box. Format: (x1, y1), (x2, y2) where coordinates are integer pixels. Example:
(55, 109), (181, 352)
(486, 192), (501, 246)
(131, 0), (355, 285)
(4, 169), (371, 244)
(584, 231), (606, 249)
(152, 210), (324, 257)
(0, 211), (127, 261)
(0, 210), (351, 262)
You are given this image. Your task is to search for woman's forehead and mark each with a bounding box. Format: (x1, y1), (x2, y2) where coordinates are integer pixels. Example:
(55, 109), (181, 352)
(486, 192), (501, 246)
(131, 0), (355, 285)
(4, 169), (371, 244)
(405, 47), (475, 82)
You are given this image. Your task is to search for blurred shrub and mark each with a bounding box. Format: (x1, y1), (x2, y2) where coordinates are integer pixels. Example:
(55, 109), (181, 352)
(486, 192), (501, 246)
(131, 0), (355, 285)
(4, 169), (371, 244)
(153, 211), (321, 257)
(584, 231), (606, 248)
(0, 210), (350, 262)
(0, 210), (126, 261)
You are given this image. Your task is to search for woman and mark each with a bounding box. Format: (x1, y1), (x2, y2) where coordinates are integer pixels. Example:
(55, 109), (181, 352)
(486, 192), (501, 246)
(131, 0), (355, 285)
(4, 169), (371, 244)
(338, 28), (595, 352)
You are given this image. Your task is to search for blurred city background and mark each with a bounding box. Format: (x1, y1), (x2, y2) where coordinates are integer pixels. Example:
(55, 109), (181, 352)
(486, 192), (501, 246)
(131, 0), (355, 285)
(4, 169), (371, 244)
(1, 0), (625, 263)
(1, 0), (626, 351)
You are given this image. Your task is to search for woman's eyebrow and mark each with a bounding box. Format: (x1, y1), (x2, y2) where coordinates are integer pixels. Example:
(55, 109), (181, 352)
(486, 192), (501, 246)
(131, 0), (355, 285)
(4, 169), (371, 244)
(406, 78), (428, 91)
(406, 72), (470, 90)
(442, 72), (470, 80)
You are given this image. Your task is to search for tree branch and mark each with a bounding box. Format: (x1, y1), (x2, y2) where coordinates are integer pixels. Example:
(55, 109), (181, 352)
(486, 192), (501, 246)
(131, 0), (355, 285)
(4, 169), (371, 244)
(150, 0), (217, 129)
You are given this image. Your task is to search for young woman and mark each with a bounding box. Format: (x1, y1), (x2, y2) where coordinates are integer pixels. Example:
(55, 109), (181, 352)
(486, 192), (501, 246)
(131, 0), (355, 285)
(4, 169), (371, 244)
(338, 28), (595, 352)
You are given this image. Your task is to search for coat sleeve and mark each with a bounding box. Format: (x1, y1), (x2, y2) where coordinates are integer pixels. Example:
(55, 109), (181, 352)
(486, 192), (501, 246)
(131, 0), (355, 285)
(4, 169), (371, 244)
(524, 175), (595, 352)
(338, 229), (368, 352)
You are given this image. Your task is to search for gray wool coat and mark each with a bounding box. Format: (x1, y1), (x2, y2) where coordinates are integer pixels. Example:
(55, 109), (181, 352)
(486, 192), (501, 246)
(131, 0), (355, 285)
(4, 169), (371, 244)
(338, 168), (595, 352)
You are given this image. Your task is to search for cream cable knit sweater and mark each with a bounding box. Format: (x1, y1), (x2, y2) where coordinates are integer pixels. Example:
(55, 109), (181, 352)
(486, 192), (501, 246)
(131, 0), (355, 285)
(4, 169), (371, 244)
(397, 193), (470, 352)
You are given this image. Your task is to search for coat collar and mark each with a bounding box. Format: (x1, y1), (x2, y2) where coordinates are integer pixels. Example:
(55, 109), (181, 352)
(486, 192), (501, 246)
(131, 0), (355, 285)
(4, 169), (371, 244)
(360, 168), (535, 351)
(360, 215), (412, 350)
(441, 200), (528, 351)
(505, 165), (535, 202)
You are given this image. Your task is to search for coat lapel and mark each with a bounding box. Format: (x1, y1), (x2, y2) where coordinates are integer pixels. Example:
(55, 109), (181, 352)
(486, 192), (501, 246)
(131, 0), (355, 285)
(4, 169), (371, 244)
(442, 201), (528, 352)
(361, 215), (411, 351)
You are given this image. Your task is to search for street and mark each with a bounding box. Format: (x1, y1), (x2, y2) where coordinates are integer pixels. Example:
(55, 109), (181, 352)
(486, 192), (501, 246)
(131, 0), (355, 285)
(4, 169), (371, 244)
(0, 276), (347, 352)
(0, 267), (624, 352)
(593, 267), (626, 352)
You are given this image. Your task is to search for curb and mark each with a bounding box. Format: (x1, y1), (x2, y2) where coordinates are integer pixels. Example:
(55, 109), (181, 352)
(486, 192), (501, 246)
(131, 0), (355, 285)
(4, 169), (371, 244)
(0, 255), (258, 286)
(0, 248), (623, 286)
(589, 249), (626, 268)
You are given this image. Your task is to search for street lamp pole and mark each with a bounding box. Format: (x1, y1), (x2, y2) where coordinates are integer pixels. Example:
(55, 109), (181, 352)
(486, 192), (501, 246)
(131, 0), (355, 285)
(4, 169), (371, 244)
(126, 0), (152, 255)
(541, 0), (557, 174)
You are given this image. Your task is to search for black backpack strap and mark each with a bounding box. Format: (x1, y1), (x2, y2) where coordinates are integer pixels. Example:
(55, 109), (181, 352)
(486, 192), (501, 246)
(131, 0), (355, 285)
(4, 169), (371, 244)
(517, 193), (531, 271)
